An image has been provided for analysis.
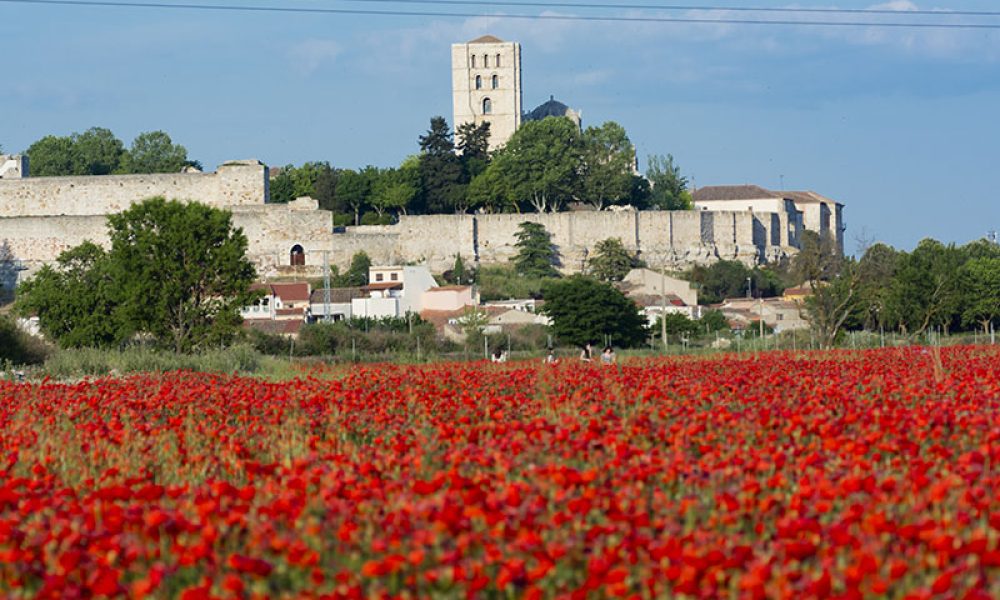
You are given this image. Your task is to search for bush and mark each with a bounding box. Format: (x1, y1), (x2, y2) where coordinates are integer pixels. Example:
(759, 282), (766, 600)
(0, 315), (51, 365)
(360, 212), (395, 226)
(40, 344), (261, 378)
(477, 265), (551, 301)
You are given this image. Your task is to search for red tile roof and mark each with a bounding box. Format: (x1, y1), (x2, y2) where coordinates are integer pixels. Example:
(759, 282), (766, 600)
(364, 282), (403, 291)
(270, 282), (310, 303)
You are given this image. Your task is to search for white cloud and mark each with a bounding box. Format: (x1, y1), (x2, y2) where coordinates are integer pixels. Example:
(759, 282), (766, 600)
(289, 39), (342, 75)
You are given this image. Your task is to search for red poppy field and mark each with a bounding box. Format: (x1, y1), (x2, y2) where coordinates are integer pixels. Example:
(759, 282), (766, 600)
(1, 346), (998, 599)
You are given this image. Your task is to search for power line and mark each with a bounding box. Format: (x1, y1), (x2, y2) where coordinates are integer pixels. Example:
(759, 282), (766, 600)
(328, 0), (1000, 19)
(3, 0), (1000, 29)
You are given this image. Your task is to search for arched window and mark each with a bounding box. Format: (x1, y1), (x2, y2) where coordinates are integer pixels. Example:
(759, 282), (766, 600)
(290, 244), (305, 266)
(496, 53), (501, 67)
(483, 54), (489, 68)
(471, 55), (476, 68)
(482, 98), (492, 115)
(491, 74), (498, 89)
(475, 75), (482, 90)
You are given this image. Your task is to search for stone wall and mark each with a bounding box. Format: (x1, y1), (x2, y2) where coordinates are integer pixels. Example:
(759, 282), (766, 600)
(0, 160), (267, 217)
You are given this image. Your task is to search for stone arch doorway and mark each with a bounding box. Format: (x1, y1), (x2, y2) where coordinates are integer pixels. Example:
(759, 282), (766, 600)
(290, 244), (305, 266)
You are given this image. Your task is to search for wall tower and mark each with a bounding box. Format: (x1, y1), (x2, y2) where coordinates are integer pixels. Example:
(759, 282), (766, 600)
(451, 35), (522, 152)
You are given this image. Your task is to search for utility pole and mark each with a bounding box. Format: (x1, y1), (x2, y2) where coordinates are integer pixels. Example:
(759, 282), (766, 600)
(323, 250), (331, 322)
(660, 268), (667, 351)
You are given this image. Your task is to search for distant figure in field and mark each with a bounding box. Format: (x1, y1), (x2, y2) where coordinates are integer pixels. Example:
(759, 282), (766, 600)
(601, 346), (617, 365)
(492, 349), (507, 363)
(545, 348), (559, 365)
(579, 343), (593, 363)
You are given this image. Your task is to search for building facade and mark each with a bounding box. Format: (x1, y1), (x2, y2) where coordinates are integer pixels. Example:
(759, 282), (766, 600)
(451, 35), (523, 152)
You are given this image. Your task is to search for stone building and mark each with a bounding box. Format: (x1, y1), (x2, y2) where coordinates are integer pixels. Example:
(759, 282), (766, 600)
(452, 35), (523, 152)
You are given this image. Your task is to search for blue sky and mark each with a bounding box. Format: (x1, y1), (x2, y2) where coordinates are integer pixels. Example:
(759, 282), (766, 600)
(2, 0), (999, 252)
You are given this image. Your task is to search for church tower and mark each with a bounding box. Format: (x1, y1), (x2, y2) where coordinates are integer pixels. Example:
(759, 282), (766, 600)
(452, 35), (522, 152)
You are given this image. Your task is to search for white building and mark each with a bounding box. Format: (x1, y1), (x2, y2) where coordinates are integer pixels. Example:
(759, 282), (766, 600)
(351, 265), (440, 319)
(452, 35), (523, 151)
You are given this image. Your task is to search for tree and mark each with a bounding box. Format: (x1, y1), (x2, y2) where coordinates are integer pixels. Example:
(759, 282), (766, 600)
(73, 127), (125, 175)
(341, 251), (372, 287)
(456, 121), (491, 161)
(885, 239), (964, 336)
(789, 230), (844, 286)
(25, 134), (78, 176)
(467, 168), (511, 214)
(512, 222), (560, 279)
(490, 117), (583, 213)
(370, 168), (416, 217)
(687, 260), (783, 305)
(960, 258), (1000, 332)
(119, 131), (189, 174)
(646, 154), (691, 210)
(269, 165), (296, 203)
(541, 276), (649, 348)
(579, 122), (635, 210)
(418, 117), (466, 214)
(588, 238), (640, 282)
(107, 198), (257, 352)
(855, 242), (900, 331)
(16, 241), (128, 348)
(804, 260), (862, 349)
(336, 169), (369, 226)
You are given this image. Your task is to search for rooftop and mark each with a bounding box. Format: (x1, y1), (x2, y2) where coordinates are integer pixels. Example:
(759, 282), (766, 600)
(692, 185), (782, 202)
(468, 34), (504, 44)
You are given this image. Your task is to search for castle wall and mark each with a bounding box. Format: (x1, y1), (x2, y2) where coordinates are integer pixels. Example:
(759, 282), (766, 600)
(0, 161), (267, 217)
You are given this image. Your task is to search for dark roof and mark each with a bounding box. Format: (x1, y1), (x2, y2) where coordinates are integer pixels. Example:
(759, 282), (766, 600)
(783, 190), (843, 206)
(628, 293), (687, 308)
(468, 34), (504, 44)
(363, 282), (403, 292)
(310, 288), (365, 304)
(692, 185), (781, 202)
(525, 96), (576, 122)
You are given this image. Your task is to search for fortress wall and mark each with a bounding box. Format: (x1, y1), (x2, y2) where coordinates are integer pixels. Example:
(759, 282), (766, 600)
(0, 161), (267, 218)
(1, 215), (110, 274)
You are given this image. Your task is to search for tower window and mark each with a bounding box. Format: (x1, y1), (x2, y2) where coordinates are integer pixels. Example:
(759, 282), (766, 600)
(482, 97), (492, 115)
(483, 54), (489, 68)
(491, 74), (498, 89)
(290, 244), (305, 266)
(471, 55), (476, 68)
(475, 75), (482, 90)
(496, 54), (501, 67)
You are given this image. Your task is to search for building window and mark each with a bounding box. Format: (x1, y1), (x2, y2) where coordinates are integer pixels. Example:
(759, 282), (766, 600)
(475, 75), (482, 90)
(290, 244), (305, 266)
(483, 54), (489, 68)
(375, 273), (384, 282)
(483, 97), (492, 115)
(491, 74), (498, 89)
(496, 53), (501, 67)
(390, 273), (398, 281)
(471, 55), (476, 68)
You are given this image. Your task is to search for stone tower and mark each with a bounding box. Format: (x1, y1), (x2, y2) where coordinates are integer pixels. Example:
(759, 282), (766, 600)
(452, 35), (522, 152)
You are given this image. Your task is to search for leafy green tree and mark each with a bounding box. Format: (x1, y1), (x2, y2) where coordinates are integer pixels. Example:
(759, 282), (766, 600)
(588, 238), (641, 282)
(646, 154), (691, 210)
(855, 242), (900, 330)
(789, 230), (844, 286)
(456, 121), (491, 161)
(107, 197), (257, 352)
(418, 117), (466, 214)
(960, 258), (1000, 332)
(25, 134), (78, 176)
(541, 276), (649, 348)
(700, 309), (730, 333)
(269, 165), (296, 203)
(659, 312), (700, 338)
(885, 239), (964, 336)
(579, 122), (635, 210)
(688, 260), (782, 304)
(73, 127), (125, 175)
(119, 131), (189, 174)
(16, 242), (128, 348)
(370, 167), (416, 217)
(336, 169), (369, 226)
(491, 117), (582, 213)
(512, 222), (560, 279)
(467, 168), (511, 213)
(804, 259), (863, 348)
(339, 251), (372, 287)
(448, 254), (470, 285)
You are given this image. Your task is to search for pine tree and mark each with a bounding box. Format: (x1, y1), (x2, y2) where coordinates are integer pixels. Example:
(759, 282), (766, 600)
(512, 222), (560, 279)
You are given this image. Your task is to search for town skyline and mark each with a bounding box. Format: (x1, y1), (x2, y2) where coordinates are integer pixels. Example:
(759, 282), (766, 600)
(2, 0), (999, 252)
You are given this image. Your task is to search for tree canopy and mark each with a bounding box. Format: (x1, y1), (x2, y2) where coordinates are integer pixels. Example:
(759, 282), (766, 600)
(24, 127), (196, 177)
(588, 238), (641, 282)
(512, 221), (560, 279)
(17, 198), (257, 352)
(646, 154), (691, 210)
(541, 276), (649, 348)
